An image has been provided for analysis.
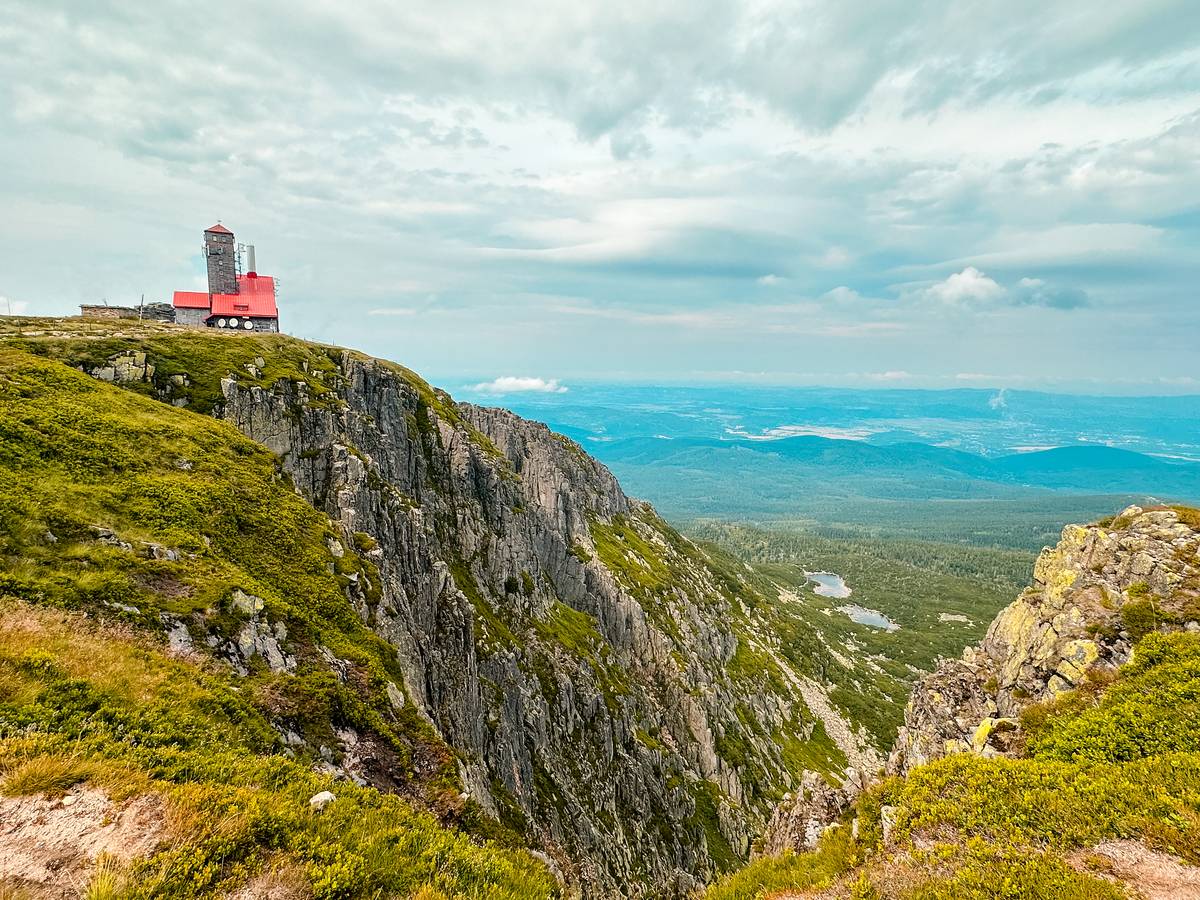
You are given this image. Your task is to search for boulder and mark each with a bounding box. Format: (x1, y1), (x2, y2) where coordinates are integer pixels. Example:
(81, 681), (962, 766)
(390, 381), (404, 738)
(308, 791), (336, 811)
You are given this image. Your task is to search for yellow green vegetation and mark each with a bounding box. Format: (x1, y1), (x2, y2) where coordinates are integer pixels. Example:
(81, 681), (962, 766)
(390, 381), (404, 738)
(0, 346), (553, 896)
(708, 631), (1200, 899)
(705, 828), (861, 900)
(709, 833), (1119, 900)
(452, 555), (631, 711)
(451, 559), (519, 652)
(0, 346), (441, 770)
(1023, 632), (1200, 763)
(531, 600), (629, 709)
(1173, 506), (1200, 529)
(0, 604), (555, 899)
(590, 512), (675, 596)
(687, 780), (740, 873)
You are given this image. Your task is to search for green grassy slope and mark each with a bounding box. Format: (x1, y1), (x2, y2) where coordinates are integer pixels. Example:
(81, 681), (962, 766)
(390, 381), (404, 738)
(0, 346), (554, 898)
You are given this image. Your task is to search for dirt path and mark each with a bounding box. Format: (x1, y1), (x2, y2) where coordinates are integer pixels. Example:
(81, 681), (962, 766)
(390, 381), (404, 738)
(0, 788), (164, 896)
(1071, 840), (1200, 900)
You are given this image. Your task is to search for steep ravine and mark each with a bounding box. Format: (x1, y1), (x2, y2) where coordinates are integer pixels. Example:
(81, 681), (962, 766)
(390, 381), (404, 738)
(6, 321), (848, 897)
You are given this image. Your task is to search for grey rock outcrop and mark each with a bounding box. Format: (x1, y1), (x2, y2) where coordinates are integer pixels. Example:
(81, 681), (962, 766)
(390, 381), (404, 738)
(890, 505), (1200, 775)
(88, 350), (155, 384)
(758, 771), (851, 855)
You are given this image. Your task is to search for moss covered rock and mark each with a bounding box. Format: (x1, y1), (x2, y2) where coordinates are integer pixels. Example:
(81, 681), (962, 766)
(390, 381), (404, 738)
(890, 505), (1200, 775)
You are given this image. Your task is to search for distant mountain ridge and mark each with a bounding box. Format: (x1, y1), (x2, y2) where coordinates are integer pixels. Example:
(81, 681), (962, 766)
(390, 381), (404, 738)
(493, 383), (1200, 464)
(579, 434), (1200, 521)
(599, 433), (1193, 470)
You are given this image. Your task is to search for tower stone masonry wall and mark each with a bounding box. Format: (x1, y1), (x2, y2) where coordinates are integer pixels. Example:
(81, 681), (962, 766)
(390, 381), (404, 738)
(204, 230), (238, 295)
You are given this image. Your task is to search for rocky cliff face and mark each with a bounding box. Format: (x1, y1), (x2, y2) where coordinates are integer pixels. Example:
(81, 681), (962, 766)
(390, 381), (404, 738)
(15, 324), (846, 897)
(216, 355), (819, 895)
(890, 505), (1200, 774)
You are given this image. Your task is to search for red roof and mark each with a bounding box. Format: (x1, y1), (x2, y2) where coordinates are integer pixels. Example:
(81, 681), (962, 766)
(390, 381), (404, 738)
(209, 274), (278, 318)
(173, 290), (211, 309)
(205, 223), (233, 235)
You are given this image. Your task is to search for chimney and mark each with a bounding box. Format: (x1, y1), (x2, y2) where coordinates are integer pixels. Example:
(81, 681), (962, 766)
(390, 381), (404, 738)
(246, 244), (257, 275)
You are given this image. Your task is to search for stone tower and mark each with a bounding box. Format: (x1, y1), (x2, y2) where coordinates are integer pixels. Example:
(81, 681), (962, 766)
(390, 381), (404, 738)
(204, 223), (239, 295)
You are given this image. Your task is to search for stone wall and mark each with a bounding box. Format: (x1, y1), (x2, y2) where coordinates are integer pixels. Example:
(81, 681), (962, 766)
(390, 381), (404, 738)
(79, 305), (137, 320)
(175, 307), (208, 327)
(80, 304), (176, 323)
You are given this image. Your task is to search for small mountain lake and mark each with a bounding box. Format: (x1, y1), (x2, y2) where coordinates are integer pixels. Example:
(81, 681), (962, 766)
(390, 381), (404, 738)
(805, 571), (852, 598)
(838, 604), (900, 632)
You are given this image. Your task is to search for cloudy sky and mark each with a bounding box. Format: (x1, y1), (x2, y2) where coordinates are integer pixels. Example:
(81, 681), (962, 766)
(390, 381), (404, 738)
(2, 1), (1198, 394)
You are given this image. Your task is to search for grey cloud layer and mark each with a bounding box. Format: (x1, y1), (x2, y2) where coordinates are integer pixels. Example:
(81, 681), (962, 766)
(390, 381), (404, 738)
(0, 1), (1197, 388)
(11, 3), (1200, 144)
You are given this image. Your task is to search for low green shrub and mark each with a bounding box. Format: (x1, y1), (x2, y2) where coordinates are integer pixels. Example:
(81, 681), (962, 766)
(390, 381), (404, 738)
(905, 843), (1122, 900)
(1121, 599), (1157, 641)
(705, 827), (858, 900)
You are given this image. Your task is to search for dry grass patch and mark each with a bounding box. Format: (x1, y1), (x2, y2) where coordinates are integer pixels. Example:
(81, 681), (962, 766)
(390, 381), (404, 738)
(85, 854), (129, 900)
(0, 751), (96, 797)
(227, 856), (313, 900)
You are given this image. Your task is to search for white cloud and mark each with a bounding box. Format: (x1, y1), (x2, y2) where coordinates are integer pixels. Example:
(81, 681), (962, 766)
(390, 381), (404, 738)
(910, 269), (1090, 311)
(811, 322), (905, 337)
(471, 376), (569, 394)
(1157, 376), (1200, 386)
(756, 274), (784, 285)
(822, 286), (865, 303)
(907, 224), (1169, 275)
(1010, 278), (1089, 309)
(551, 303), (732, 328)
(924, 267), (1006, 305)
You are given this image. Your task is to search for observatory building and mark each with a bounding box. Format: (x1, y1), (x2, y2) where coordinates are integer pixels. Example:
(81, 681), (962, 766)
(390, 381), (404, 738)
(172, 223), (280, 332)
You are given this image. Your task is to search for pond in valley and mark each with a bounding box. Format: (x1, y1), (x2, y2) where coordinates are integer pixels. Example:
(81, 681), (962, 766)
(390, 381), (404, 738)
(805, 571), (852, 598)
(805, 571), (900, 632)
(837, 604), (900, 632)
